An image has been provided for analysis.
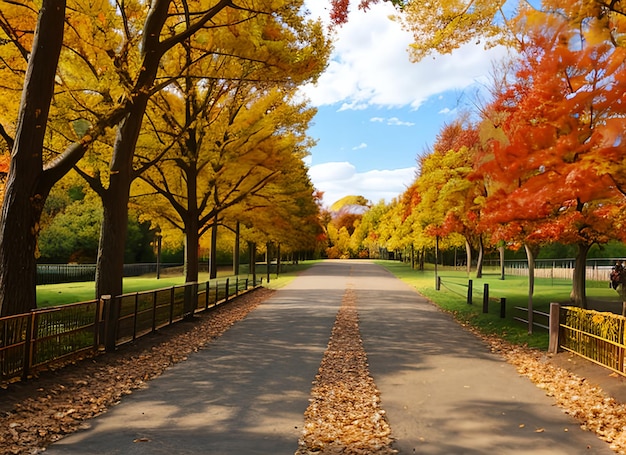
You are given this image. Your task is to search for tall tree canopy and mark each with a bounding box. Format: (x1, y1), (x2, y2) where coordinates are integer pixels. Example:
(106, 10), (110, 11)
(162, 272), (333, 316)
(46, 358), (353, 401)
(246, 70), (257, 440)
(0, 0), (329, 315)
(477, 6), (626, 307)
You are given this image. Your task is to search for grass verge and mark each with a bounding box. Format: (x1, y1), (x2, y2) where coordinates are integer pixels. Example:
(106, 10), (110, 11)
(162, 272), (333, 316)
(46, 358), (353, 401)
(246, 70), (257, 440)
(376, 260), (623, 351)
(37, 262), (319, 307)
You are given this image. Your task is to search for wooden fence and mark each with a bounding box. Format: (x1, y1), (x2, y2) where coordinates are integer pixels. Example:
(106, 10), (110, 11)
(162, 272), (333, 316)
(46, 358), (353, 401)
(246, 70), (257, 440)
(0, 276), (255, 383)
(557, 305), (626, 376)
(436, 277), (507, 317)
(505, 264), (612, 282)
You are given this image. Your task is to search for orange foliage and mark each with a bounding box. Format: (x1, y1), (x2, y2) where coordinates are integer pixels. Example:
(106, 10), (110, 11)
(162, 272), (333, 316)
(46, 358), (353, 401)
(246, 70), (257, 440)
(329, 0), (405, 25)
(479, 8), (626, 247)
(0, 154), (9, 176)
(433, 120), (480, 154)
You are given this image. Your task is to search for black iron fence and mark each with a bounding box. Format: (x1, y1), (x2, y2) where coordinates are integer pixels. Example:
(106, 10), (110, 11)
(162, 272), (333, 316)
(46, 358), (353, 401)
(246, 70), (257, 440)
(0, 276), (257, 383)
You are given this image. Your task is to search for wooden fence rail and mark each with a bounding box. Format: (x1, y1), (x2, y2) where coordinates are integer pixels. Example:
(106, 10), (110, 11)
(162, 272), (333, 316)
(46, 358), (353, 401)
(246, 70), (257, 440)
(0, 276), (257, 383)
(557, 305), (626, 376)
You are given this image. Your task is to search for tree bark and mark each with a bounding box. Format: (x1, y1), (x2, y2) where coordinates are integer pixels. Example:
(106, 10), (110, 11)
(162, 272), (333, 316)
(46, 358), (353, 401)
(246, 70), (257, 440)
(94, 0), (169, 299)
(0, 0), (66, 316)
(475, 236), (484, 279)
(499, 244), (505, 280)
(524, 243), (539, 335)
(249, 241), (256, 284)
(95, 97), (149, 299)
(465, 238), (472, 276)
(184, 218), (200, 283)
(183, 160), (200, 283)
(571, 242), (590, 308)
(233, 221), (240, 276)
(209, 215), (218, 279)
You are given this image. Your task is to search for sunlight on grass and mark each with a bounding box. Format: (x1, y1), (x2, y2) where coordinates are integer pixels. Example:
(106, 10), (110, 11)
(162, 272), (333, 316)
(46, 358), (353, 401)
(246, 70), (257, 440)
(376, 260), (621, 351)
(37, 262), (319, 307)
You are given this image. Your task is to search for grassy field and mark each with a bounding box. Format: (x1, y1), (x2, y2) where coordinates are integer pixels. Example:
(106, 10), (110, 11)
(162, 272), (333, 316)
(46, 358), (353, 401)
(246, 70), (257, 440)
(36, 259), (620, 352)
(376, 260), (624, 350)
(36, 262), (318, 307)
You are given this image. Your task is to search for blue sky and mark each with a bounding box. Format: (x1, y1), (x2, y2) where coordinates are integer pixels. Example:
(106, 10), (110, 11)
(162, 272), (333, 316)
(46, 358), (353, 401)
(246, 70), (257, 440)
(300, 1), (511, 207)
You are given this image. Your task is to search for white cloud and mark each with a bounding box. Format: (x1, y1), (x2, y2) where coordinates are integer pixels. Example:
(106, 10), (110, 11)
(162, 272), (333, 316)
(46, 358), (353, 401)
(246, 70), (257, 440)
(308, 162), (416, 207)
(300, 1), (503, 207)
(299, 1), (509, 110)
(352, 142), (368, 150)
(370, 116), (414, 126)
(387, 117), (415, 126)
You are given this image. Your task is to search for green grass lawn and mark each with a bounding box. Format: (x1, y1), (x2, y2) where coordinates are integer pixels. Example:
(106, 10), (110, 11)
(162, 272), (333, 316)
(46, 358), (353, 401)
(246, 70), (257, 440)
(36, 262), (319, 307)
(37, 259), (617, 352)
(376, 260), (624, 351)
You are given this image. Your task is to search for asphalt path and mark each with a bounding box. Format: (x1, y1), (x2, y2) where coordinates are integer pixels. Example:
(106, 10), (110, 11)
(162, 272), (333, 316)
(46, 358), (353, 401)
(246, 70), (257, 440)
(46, 260), (613, 454)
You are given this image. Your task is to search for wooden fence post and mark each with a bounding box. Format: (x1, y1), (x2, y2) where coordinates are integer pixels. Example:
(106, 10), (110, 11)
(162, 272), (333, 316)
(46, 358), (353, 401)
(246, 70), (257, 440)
(482, 283), (489, 313)
(467, 280), (473, 305)
(500, 298), (506, 319)
(436, 276), (441, 291)
(548, 302), (560, 354)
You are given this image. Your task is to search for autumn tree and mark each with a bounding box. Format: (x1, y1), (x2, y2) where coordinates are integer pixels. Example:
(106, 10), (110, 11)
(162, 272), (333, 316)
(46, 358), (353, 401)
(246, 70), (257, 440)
(0, 0), (130, 316)
(395, 0), (626, 62)
(324, 195), (370, 258)
(478, 7), (626, 308)
(234, 159), (324, 266)
(64, 0), (328, 298)
(354, 200), (391, 259)
(136, 79), (324, 282)
(423, 119), (488, 277)
(329, 0), (407, 25)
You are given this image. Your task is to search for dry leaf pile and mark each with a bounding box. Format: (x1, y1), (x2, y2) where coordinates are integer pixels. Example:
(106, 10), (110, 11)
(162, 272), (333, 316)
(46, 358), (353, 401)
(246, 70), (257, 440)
(478, 330), (626, 454)
(3, 285), (626, 455)
(295, 288), (397, 455)
(0, 288), (271, 455)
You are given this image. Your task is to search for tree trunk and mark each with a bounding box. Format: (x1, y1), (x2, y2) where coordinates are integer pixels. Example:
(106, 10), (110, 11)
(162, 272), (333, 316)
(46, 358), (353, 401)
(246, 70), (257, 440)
(524, 243), (539, 335)
(183, 161), (199, 283)
(95, 99), (148, 299)
(249, 241), (256, 284)
(233, 221), (240, 276)
(209, 215), (218, 279)
(95, 0), (171, 299)
(499, 244), (505, 280)
(184, 221), (200, 283)
(465, 238), (472, 276)
(571, 242), (590, 308)
(0, 0), (66, 316)
(434, 236), (439, 288)
(475, 236), (484, 279)
(266, 242), (271, 283)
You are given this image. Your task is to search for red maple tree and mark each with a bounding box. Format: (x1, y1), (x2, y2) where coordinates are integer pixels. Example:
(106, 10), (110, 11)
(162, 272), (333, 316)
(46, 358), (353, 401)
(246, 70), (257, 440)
(478, 9), (626, 307)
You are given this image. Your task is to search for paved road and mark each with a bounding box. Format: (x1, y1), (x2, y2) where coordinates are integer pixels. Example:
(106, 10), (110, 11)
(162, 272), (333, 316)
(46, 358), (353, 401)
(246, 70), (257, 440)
(46, 260), (613, 454)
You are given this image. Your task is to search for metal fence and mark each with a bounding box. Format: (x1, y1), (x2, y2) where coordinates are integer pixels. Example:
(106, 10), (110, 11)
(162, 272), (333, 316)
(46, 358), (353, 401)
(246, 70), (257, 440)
(0, 276), (256, 383)
(36, 263), (183, 285)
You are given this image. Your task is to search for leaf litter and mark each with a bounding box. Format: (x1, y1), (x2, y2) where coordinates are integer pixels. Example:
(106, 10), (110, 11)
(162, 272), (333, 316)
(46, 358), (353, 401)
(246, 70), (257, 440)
(295, 288), (396, 455)
(1, 287), (626, 454)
